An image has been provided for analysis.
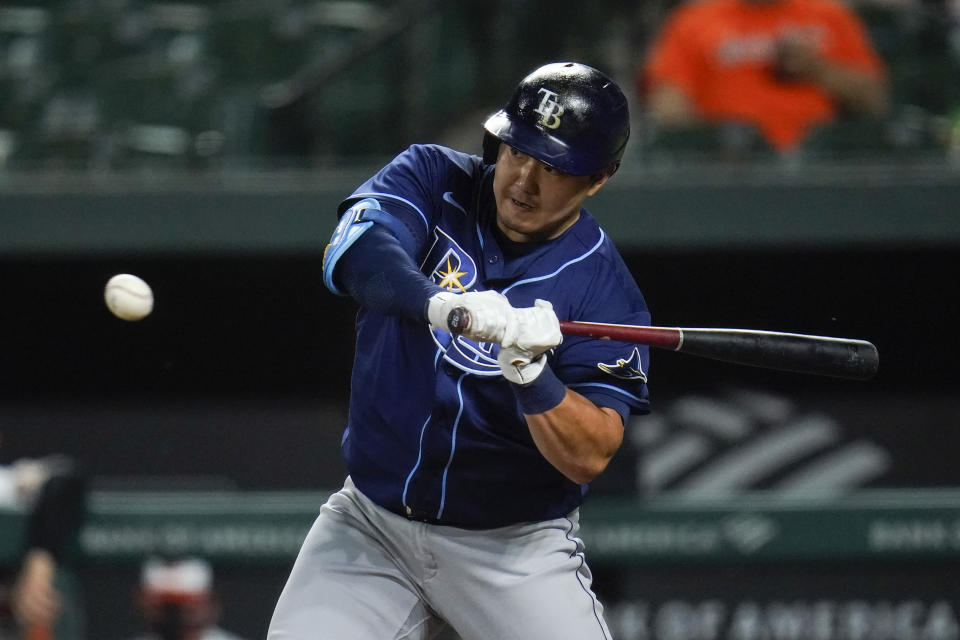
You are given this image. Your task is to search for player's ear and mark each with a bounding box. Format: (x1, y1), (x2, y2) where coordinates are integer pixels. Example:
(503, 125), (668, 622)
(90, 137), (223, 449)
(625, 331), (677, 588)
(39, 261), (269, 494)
(585, 165), (617, 196)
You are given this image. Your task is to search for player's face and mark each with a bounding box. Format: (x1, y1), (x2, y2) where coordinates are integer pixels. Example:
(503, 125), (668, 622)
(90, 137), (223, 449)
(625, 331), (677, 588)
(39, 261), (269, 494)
(493, 144), (609, 243)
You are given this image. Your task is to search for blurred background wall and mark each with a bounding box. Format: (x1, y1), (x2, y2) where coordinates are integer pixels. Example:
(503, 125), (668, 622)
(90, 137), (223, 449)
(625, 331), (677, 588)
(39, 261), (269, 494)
(2, 0), (960, 638)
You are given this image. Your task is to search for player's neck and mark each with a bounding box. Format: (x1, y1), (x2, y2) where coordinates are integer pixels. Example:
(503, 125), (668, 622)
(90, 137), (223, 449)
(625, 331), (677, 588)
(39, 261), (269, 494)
(492, 223), (547, 260)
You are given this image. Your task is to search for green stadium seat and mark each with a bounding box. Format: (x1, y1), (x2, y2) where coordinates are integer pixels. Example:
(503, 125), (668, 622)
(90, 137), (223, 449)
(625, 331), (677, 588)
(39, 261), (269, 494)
(636, 121), (776, 164)
(0, 6), (56, 166)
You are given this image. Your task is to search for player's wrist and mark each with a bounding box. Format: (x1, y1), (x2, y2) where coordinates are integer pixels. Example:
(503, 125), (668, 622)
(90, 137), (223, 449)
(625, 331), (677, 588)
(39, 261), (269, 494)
(505, 358), (566, 414)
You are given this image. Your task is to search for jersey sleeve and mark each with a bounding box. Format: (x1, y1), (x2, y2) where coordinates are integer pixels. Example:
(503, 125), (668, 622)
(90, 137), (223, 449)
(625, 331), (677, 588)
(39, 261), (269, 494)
(551, 250), (652, 420)
(323, 145), (454, 297)
(338, 144), (455, 254)
(324, 144), (478, 314)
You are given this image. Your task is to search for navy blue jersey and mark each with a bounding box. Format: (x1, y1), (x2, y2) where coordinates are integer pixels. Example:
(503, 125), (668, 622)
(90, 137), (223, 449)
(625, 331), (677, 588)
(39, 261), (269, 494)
(331, 144), (651, 528)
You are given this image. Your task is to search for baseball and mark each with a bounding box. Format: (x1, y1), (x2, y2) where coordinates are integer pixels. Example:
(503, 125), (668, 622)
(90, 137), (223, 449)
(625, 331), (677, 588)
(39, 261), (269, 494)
(104, 273), (154, 321)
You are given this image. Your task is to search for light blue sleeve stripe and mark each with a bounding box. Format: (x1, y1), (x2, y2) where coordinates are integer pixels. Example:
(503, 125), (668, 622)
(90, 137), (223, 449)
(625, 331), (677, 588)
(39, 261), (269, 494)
(322, 198), (379, 296)
(568, 381), (646, 405)
(347, 192), (430, 234)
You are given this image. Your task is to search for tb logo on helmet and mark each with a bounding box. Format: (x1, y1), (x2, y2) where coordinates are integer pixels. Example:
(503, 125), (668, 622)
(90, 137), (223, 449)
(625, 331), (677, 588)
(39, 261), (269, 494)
(535, 88), (564, 129)
(482, 62), (629, 175)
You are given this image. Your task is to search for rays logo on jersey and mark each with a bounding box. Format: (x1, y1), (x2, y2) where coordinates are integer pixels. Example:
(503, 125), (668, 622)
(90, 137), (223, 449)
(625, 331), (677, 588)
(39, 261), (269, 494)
(422, 227), (478, 293)
(598, 347), (647, 381)
(422, 227), (501, 376)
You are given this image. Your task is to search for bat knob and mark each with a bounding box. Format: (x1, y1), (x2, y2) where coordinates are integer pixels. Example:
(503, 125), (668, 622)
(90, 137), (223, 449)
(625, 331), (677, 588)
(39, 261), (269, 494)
(447, 307), (471, 334)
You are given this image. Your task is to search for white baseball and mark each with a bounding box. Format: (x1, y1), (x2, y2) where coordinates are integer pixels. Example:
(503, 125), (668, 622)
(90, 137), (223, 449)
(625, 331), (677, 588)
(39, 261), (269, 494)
(104, 273), (154, 321)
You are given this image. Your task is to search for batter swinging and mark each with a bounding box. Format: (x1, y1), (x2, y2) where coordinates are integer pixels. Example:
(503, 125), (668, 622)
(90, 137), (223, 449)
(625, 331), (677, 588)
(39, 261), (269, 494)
(268, 61), (652, 640)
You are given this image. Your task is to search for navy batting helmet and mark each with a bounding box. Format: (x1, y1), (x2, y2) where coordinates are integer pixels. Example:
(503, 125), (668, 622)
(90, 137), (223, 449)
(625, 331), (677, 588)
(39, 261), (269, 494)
(482, 62), (630, 176)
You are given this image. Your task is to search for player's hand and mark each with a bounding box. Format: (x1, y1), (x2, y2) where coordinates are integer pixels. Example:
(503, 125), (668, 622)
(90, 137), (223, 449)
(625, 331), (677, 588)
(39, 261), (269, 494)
(498, 347), (548, 384)
(498, 300), (562, 384)
(503, 299), (562, 358)
(427, 290), (515, 343)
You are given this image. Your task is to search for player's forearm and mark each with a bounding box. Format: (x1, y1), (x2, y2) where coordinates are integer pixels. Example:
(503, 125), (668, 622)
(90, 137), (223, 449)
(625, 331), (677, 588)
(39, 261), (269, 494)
(523, 392), (624, 484)
(492, 301), (623, 483)
(338, 225), (441, 322)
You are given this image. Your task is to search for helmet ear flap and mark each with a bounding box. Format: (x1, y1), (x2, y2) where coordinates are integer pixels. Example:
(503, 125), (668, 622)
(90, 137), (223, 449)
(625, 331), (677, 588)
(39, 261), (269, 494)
(482, 132), (500, 166)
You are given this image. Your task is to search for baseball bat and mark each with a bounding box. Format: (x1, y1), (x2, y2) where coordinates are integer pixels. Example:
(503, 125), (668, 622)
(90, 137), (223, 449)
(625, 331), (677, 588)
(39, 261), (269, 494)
(446, 308), (879, 380)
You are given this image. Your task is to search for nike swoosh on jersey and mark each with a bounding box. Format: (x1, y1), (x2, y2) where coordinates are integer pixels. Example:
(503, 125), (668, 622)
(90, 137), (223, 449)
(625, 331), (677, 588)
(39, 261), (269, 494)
(442, 191), (466, 214)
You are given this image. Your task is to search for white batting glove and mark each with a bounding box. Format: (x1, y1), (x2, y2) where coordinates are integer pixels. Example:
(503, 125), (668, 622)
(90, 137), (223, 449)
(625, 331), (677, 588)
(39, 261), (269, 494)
(426, 291), (457, 328)
(505, 299), (562, 357)
(498, 299), (562, 384)
(498, 348), (548, 384)
(427, 290), (516, 343)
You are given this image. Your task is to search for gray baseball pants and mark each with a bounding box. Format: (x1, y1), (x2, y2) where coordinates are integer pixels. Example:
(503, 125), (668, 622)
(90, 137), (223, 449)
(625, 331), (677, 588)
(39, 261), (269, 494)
(267, 476), (612, 639)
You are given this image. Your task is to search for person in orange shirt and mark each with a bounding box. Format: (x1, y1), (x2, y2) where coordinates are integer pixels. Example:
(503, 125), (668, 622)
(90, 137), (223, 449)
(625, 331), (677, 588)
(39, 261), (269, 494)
(640, 0), (890, 152)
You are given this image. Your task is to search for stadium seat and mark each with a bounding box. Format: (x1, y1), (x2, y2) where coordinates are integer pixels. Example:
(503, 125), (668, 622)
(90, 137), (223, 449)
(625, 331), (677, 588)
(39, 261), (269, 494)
(636, 121), (776, 164)
(0, 5), (55, 167)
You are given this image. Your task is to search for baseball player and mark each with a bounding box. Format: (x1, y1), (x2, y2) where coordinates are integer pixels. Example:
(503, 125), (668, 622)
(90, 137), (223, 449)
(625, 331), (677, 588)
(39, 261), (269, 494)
(268, 61), (651, 640)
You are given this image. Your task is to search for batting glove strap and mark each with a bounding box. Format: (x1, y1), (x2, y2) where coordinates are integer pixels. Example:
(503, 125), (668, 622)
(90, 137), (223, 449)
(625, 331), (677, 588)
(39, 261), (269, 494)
(501, 355), (566, 414)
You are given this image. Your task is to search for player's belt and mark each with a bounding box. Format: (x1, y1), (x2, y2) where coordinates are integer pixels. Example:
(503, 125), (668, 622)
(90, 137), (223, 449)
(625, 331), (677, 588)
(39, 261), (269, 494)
(348, 477), (494, 529)
(385, 503), (489, 530)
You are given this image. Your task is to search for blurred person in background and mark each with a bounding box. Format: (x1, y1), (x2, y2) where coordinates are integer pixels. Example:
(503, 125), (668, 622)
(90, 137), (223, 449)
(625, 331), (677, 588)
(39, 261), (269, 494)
(0, 452), (87, 640)
(127, 557), (245, 640)
(638, 0), (890, 153)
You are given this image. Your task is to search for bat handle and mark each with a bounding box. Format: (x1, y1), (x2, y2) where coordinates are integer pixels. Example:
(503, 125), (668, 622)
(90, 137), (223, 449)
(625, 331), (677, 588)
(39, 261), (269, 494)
(447, 307), (471, 334)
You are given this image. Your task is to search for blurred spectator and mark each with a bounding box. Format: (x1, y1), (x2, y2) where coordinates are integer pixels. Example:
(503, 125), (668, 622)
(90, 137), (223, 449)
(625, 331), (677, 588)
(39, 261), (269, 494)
(0, 454), (87, 640)
(638, 0), (890, 153)
(128, 557), (245, 640)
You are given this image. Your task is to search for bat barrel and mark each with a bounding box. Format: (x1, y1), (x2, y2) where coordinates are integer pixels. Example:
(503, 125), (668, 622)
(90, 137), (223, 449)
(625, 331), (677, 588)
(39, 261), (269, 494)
(679, 329), (879, 380)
